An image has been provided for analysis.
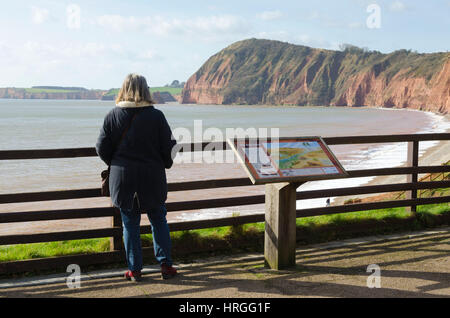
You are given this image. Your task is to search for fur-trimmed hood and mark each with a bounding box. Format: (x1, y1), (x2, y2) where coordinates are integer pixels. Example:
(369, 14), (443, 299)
(116, 101), (153, 108)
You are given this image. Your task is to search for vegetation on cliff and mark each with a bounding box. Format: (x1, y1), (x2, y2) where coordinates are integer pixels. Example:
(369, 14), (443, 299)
(0, 87), (105, 100)
(102, 86), (182, 103)
(0, 86), (180, 104)
(182, 39), (450, 114)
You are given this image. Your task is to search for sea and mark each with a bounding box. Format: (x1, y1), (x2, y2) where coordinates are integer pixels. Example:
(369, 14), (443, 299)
(0, 99), (449, 222)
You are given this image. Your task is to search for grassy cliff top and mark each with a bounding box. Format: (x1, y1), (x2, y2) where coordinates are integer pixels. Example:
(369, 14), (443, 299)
(104, 87), (183, 97)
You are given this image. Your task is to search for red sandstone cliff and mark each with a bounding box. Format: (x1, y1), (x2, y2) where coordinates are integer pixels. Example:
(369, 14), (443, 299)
(333, 59), (450, 113)
(182, 39), (450, 114)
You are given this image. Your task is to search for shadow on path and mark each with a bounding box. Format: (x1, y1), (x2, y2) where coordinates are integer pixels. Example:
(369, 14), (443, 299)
(1, 230), (449, 298)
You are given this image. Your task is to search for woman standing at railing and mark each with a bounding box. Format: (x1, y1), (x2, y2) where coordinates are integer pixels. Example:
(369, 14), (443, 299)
(96, 73), (177, 282)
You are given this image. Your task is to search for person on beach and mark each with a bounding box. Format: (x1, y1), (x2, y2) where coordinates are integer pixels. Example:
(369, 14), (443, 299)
(96, 73), (177, 282)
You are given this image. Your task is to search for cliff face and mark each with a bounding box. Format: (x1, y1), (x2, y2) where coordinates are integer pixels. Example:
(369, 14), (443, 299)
(182, 39), (450, 114)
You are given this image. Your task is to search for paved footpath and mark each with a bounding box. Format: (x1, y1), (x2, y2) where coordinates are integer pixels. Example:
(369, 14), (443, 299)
(1, 227), (449, 298)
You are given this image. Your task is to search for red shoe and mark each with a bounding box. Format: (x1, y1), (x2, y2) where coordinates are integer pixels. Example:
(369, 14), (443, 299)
(161, 264), (177, 280)
(124, 270), (142, 282)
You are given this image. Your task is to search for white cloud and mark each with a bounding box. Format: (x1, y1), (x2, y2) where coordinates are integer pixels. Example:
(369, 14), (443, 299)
(95, 14), (250, 40)
(255, 30), (290, 42)
(23, 41), (105, 59)
(66, 4), (81, 30)
(0, 40), (165, 88)
(31, 6), (49, 24)
(258, 10), (283, 21)
(136, 49), (164, 61)
(295, 34), (340, 50)
(96, 14), (130, 32)
(308, 11), (320, 20)
(348, 22), (364, 29)
(20, 40), (161, 62)
(390, 1), (407, 12)
(253, 31), (339, 50)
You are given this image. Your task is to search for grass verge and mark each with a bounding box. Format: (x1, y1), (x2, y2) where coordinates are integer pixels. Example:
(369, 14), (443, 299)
(1, 203), (448, 265)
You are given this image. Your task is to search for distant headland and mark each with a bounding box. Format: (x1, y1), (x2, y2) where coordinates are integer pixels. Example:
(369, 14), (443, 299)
(0, 80), (184, 104)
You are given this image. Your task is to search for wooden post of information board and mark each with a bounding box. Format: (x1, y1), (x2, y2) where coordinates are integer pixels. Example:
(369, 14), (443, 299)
(264, 182), (303, 270)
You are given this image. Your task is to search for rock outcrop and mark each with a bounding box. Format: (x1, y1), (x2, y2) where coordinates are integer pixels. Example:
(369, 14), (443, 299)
(152, 91), (177, 103)
(182, 39), (450, 114)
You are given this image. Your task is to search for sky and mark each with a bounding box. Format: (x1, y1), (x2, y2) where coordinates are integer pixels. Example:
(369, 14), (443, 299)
(0, 0), (448, 89)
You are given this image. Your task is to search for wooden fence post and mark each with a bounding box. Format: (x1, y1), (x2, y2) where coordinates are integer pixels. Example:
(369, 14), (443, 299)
(110, 208), (124, 251)
(406, 141), (419, 213)
(264, 182), (302, 270)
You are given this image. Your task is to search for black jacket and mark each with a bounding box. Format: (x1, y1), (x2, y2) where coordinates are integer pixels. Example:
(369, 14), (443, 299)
(96, 105), (176, 210)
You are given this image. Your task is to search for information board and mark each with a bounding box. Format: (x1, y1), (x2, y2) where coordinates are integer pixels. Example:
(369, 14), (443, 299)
(228, 137), (348, 185)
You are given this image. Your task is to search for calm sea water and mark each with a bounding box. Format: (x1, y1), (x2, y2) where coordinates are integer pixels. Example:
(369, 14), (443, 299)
(0, 99), (448, 210)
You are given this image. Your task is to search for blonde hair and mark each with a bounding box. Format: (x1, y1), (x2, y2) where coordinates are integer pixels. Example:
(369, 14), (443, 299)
(116, 73), (154, 105)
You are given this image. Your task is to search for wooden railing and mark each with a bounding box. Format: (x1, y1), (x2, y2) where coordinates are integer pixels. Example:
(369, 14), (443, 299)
(0, 133), (449, 274)
(394, 160), (450, 200)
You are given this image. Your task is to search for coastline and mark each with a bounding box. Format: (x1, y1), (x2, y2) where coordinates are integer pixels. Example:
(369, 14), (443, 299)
(178, 102), (448, 116)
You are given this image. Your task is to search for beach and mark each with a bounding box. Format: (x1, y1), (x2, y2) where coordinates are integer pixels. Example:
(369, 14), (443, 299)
(332, 130), (450, 205)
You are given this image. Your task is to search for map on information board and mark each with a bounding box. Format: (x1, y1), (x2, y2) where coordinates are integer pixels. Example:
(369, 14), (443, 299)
(229, 137), (348, 185)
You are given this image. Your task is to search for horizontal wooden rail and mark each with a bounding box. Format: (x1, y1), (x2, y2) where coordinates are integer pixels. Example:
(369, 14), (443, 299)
(165, 195), (265, 212)
(168, 177), (253, 191)
(1, 178), (449, 224)
(1, 133), (448, 160)
(322, 133), (450, 145)
(0, 189), (102, 204)
(296, 180), (450, 200)
(346, 166), (450, 178)
(0, 147), (97, 160)
(2, 166), (449, 204)
(0, 207), (115, 224)
(0, 194), (266, 223)
(0, 250), (126, 275)
(0, 227), (120, 245)
(296, 196), (450, 218)
(2, 180), (449, 224)
(0, 214), (266, 246)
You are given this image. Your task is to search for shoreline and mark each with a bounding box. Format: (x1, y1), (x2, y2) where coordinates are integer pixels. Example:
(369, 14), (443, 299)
(1, 98), (448, 118)
(177, 102), (448, 116)
(332, 113), (450, 205)
(332, 139), (450, 205)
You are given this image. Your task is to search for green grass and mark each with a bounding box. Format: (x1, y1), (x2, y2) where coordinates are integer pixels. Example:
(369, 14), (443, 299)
(24, 88), (82, 94)
(0, 238), (110, 262)
(14, 87), (183, 96)
(105, 87), (183, 97)
(151, 87), (183, 95)
(1, 202), (448, 263)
